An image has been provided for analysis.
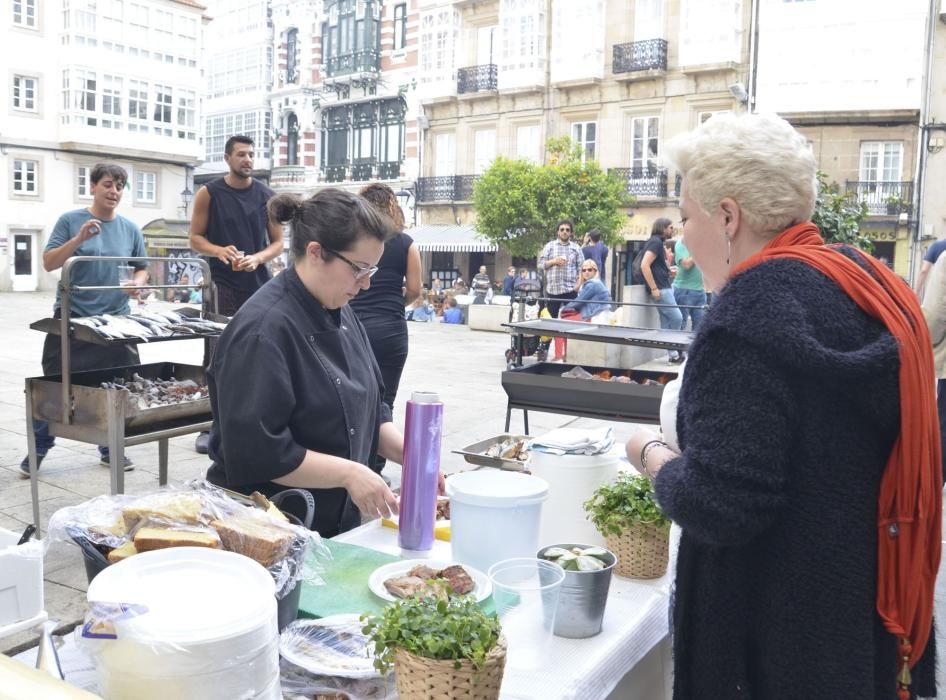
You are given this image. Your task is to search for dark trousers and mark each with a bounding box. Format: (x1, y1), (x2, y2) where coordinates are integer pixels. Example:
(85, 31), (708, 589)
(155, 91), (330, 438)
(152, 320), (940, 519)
(545, 291), (578, 320)
(214, 282), (257, 317)
(361, 317), (409, 475)
(33, 315), (140, 455)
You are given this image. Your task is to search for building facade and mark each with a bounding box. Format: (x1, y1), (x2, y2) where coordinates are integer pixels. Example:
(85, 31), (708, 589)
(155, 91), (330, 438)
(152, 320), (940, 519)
(415, 0), (750, 291)
(916, 0), (946, 271)
(2, 0), (207, 293)
(755, 0), (929, 278)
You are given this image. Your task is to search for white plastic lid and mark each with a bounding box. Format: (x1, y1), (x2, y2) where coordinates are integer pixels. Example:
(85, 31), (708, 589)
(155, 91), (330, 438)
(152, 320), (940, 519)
(411, 391), (440, 404)
(87, 547), (276, 645)
(446, 469), (549, 507)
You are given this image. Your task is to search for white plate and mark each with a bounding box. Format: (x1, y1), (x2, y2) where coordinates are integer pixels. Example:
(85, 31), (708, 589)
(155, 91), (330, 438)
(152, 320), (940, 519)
(367, 559), (492, 603)
(279, 614), (380, 679)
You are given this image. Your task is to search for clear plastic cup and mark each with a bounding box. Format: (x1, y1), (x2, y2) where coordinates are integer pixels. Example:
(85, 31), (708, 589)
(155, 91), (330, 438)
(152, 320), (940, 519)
(231, 251), (245, 271)
(487, 557), (565, 669)
(117, 265), (135, 287)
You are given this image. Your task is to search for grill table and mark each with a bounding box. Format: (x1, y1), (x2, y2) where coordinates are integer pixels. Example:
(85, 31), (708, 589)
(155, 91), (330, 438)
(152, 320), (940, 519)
(24, 256), (220, 533)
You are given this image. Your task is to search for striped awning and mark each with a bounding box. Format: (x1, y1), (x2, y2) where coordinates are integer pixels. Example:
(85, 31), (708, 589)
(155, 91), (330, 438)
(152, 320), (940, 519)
(404, 224), (497, 253)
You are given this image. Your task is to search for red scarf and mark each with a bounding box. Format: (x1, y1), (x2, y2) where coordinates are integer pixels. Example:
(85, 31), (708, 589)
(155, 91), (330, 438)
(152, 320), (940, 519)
(732, 223), (941, 696)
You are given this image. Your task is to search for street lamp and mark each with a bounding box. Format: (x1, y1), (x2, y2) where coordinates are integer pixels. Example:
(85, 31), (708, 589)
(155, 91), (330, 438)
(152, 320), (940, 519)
(395, 187), (416, 228)
(180, 187), (194, 217)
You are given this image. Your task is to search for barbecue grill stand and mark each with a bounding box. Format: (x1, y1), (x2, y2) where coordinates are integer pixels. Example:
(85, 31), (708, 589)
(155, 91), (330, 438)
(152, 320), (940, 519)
(25, 256), (219, 533)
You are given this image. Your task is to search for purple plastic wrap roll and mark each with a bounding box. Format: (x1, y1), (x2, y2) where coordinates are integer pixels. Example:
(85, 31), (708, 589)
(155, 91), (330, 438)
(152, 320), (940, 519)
(399, 391), (443, 552)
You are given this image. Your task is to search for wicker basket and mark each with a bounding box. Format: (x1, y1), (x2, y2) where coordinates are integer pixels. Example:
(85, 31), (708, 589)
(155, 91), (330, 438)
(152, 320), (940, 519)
(606, 521), (670, 579)
(394, 635), (507, 700)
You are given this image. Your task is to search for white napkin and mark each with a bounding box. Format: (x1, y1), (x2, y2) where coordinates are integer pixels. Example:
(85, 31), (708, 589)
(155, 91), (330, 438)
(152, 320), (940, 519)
(530, 427), (615, 455)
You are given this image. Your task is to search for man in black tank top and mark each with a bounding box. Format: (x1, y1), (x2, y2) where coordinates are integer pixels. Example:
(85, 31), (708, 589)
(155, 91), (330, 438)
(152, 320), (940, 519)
(189, 134), (284, 452)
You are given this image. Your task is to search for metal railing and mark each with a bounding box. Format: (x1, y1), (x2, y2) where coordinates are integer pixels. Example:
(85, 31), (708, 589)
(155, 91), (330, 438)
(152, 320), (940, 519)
(270, 165), (307, 187)
(613, 39), (668, 73)
(609, 167), (669, 197)
(457, 64), (498, 94)
(844, 180), (914, 216)
(416, 174), (481, 203)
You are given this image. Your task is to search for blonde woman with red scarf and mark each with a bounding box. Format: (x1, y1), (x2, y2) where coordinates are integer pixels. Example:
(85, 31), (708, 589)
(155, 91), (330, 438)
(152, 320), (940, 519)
(626, 113), (941, 700)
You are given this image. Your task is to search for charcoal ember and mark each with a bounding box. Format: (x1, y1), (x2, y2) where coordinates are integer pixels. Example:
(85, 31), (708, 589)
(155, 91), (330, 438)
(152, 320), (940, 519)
(100, 375), (208, 407)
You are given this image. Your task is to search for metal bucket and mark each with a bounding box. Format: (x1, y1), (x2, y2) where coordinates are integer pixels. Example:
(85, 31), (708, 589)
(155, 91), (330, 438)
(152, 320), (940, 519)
(538, 543), (616, 639)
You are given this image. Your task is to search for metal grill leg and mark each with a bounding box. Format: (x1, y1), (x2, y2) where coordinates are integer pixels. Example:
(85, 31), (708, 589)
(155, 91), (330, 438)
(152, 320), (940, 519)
(25, 381), (42, 535)
(158, 438), (169, 486)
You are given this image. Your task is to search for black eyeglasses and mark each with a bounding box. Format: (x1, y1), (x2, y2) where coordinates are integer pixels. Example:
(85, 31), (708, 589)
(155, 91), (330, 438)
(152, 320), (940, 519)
(323, 247), (378, 280)
(558, 227), (572, 233)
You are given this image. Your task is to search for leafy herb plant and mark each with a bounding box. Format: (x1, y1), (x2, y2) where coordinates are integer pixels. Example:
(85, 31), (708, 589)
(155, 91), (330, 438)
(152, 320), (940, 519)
(583, 472), (670, 538)
(361, 590), (502, 675)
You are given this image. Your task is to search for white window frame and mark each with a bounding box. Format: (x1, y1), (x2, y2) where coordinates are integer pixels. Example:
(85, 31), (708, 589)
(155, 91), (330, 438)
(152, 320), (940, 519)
(858, 141), (903, 183)
(630, 115), (660, 172)
(134, 170), (158, 204)
(393, 3), (407, 51)
(419, 9), (458, 85)
(101, 74), (123, 129)
(12, 158), (39, 197)
(12, 74), (38, 112)
(76, 164), (94, 200)
(634, 0), (664, 41)
(571, 121), (597, 163)
(13, 0), (37, 29)
(515, 124), (541, 164)
(473, 128), (497, 174)
(433, 131), (456, 177)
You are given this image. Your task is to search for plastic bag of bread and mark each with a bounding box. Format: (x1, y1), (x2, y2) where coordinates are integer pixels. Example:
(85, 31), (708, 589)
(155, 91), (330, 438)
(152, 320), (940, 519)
(47, 480), (330, 599)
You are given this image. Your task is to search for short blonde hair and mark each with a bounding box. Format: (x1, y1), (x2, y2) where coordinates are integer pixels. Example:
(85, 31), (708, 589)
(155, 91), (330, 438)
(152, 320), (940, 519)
(581, 260), (598, 272)
(667, 113), (817, 238)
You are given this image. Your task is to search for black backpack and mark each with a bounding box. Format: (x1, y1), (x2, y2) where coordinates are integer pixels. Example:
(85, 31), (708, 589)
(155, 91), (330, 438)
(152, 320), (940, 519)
(630, 247), (647, 285)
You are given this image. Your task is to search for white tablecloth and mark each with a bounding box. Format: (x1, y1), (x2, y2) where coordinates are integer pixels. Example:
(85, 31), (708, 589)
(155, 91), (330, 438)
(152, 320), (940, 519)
(335, 520), (675, 700)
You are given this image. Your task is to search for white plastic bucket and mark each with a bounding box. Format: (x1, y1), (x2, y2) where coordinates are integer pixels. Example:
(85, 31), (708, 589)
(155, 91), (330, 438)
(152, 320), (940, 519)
(447, 469), (549, 574)
(529, 449), (620, 548)
(86, 547), (280, 700)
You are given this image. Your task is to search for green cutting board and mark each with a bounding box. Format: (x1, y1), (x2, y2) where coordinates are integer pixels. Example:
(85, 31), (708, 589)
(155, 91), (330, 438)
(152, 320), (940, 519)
(298, 539), (400, 619)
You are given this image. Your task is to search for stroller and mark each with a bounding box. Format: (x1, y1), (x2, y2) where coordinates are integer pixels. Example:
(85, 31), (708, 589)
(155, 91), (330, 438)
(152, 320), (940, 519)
(505, 278), (547, 368)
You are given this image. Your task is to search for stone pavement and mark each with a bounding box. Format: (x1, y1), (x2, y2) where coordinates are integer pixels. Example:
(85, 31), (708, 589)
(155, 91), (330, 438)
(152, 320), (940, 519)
(0, 291), (642, 654)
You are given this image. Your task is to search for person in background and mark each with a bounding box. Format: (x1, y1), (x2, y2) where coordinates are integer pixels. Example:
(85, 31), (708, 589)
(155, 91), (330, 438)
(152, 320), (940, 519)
(625, 112), (939, 699)
(640, 218), (684, 363)
(920, 251), (946, 477)
(916, 236), (946, 298)
(563, 260), (612, 321)
(502, 266), (517, 296)
(21, 163), (148, 475)
(538, 220), (583, 325)
(350, 183), (422, 476)
(452, 276), (468, 294)
(442, 297), (463, 324)
(672, 237), (706, 330)
(581, 229), (609, 282)
(406, 295), (434, 322)
(188, 134), (285, 455)
(471, 265), (491, 304)
(664, 239), (676, 268)
(172, 273), (191, 303)
(206, 188), (428, 537)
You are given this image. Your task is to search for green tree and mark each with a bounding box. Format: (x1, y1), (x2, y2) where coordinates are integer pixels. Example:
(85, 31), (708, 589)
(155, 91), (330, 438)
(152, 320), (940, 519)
(472, 138), (631, 259)
(812, 171), (873, 253)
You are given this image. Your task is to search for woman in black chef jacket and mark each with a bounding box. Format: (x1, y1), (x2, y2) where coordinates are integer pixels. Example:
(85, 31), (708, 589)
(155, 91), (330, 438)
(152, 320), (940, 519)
(205, 188), (404, 537)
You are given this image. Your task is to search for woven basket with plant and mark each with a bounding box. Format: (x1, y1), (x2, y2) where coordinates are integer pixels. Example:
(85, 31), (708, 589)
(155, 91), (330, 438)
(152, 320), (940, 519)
(361, 588), (506, 700)
(583, 472), (671, 579)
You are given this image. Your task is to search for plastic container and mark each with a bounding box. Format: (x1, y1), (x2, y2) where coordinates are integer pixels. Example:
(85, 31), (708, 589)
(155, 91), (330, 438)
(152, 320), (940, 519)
(530, 448), (620, 548)
(399, 391), (443, 553)
(0, 528), (44, 629)
(85, 547), (280, 700)
(447, 469), (549, 574)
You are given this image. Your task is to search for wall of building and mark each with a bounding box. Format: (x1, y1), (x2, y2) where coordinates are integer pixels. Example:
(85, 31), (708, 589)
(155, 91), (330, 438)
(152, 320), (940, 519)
(917, 4), (946, 272)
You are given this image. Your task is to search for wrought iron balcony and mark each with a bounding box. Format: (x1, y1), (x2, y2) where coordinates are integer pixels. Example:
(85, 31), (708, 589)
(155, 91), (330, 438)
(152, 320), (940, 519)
(324, 165), (347, 183)
(613, 39), (668, 74)
(844, 180), (914, 216)
(457, 64), (498, 94)
(351, 162), (374, 182)
(378, 161), (401, 180)
(416, 175), (481, 203)
(325, 49), (380, 79)
(609, 167), (669, 197)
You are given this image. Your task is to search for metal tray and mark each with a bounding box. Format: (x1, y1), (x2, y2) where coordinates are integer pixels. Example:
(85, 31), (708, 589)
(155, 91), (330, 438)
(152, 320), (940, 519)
(29, 307), (229, 346)
(453, 433), (531, 471)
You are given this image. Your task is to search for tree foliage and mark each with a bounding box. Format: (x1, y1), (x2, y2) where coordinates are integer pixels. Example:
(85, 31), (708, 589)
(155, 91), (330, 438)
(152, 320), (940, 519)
(811, 171), (873, 253)
(472, 138), (632, 258)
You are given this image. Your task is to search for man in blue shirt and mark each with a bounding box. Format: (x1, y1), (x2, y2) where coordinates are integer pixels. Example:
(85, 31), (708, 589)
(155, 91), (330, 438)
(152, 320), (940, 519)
(581, 229), (609, 282)
(443, 298), (463, 324)
(22, 163), (149, 475)
(916, 238), (946, 298)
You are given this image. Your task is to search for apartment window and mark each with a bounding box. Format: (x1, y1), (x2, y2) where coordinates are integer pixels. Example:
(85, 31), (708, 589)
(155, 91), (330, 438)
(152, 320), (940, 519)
(177, 16), (197, 57)
(630, 116), (660, 171)
(67, 69), (97, 126)
(571, 122), (596, 163)
(393, 3), (407, 50)
(128, 2), (149, 43)
(473, 129), (496, 174)
(286, 27), (298, 82)
(13, 159), (38, 195)
(634, 0), (663, 41)
(500, 0), (545, 73)
(321, 98), (406, 176)
(380, 122), (403, 164)
(101, 0), (123, 35)
(153, 85), (172, 135)
(77, 164), (93, 199)
(698, 110), (729, 124)
(419, 9), (458, 83)
(859, 142), (903, 182)
(176, 89), (196, 140)
(102, 74), (122, 129)
(135, 171), (157, 203)
(13, 0), (36, 28)
(433, 132), (455, 176)
(154, 9), (173, 45)
(128, 79), (148, 132)
(12, 75), (37, 111)
(516, 124), (541, 164)
(74, 0), (97, 33)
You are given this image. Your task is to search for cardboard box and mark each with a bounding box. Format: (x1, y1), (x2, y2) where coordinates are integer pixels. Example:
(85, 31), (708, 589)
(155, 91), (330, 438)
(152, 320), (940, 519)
(0, 529), (44, 628)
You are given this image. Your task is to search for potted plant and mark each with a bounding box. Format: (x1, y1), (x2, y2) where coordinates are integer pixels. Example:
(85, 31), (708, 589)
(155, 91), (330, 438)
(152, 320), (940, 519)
(361, 590), (506, 699)
(884, 193), (903, 215)
(538, 544), (616, 639)
(583, 472), (671, 579)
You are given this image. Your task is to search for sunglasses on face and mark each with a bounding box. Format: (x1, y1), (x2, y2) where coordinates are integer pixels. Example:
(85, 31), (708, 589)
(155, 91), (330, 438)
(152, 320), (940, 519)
(559, 228), (572, 233)
(581, 268), (596, 272)
(323, 246), (378, 280)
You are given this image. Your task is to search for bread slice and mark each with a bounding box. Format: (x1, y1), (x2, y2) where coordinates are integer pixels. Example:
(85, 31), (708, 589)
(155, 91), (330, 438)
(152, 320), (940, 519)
(107, 541), (138, 563)
(133, 526), (221, 552)
(122, 493), (203, 530)
(211, 514), (294, 568)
